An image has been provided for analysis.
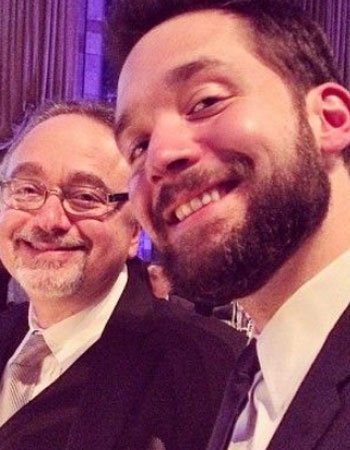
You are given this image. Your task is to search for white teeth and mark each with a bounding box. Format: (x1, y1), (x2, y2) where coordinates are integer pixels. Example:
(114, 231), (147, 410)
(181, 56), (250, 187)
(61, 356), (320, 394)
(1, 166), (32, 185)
(201, 193), (212, 205)
(190, 198), (202, 211)
(182, 203), (192, 217)
(175, 206), (186, 222)
(211, 189), (220, 201)
(175, 208), (186, 222)
(27, 241), (71, 251)
(174, 188), (221, 222)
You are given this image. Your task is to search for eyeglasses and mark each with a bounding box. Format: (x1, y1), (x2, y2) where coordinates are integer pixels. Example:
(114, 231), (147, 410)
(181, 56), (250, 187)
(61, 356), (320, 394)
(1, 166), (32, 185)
(0, 178), (129, 218)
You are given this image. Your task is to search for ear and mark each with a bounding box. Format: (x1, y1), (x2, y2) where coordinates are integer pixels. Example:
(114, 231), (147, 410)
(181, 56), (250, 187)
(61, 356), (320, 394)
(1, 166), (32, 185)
(306, 82), (350, 156)
(127, 221), (141, 258)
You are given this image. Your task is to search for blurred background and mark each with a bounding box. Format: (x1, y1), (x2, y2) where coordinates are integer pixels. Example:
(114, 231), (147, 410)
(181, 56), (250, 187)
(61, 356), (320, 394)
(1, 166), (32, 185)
(0, 0), (117, 153)
(1, 0), (349, 153)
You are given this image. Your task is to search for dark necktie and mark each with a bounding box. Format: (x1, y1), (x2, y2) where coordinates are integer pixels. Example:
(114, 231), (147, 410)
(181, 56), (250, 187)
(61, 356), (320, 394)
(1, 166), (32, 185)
(212, 303), (234, 321)
(207, 339), (260, 450)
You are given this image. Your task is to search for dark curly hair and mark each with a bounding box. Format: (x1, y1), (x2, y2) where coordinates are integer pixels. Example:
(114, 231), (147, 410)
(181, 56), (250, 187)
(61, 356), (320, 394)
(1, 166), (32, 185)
(107, 0), (349, 167)
(108, 0), (341, 90)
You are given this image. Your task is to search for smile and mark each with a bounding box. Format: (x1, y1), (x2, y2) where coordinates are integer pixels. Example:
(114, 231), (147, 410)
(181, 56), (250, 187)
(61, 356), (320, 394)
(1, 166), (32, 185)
(163, 163), (251, 225)
(19, 239), (85, 252)
(174, 188), (221, 222)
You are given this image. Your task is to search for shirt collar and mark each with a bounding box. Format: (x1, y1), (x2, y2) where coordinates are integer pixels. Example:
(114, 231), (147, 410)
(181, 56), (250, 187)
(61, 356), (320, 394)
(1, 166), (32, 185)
(28, 264), (128, 365)
(257, 250), (350, 415)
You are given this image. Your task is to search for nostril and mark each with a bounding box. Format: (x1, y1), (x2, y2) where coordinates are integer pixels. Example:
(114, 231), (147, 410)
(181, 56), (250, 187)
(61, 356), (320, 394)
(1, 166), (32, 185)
(149, 157), (193, 184)
(167, 158), (191, 172)
(151, 174), (162, 184)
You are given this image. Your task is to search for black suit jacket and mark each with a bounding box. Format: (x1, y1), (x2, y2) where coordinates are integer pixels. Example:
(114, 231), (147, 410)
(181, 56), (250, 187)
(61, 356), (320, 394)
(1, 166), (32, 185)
(0, 267), (10, 312)
(208, 304), (350, 450)
(0, 259), (246, 450)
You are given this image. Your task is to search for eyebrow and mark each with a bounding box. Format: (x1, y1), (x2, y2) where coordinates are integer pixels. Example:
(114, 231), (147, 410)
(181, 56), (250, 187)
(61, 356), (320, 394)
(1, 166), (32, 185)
(114, 111), (132, 142)
(10, 165), (111, 192)
(164, 57), (226, 87)
(9, 162), (45, 179)
(114, 57), (225, 139)
(66, 172), (109, 191)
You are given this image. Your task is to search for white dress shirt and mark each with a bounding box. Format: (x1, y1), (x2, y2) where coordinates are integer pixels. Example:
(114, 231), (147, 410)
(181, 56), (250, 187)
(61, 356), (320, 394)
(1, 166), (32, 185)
(230, 250), (350, 450)
(0, 265), (128, 425)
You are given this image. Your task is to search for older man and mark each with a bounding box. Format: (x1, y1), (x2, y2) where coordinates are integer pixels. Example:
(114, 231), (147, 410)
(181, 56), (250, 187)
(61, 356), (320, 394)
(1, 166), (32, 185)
(0, 102), (245, 450)
(111, 0), (350, 448)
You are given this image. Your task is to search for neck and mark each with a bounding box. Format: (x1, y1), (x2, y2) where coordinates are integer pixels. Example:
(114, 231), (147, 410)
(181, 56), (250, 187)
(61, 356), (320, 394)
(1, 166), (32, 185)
(27, 271), (120, 328)
(28, 278), (116, 328)
(30, 297), (93, 328)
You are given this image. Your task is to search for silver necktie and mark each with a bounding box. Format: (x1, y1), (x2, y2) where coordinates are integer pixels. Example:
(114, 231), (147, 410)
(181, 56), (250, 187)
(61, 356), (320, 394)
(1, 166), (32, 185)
(6, 333), (50, 419)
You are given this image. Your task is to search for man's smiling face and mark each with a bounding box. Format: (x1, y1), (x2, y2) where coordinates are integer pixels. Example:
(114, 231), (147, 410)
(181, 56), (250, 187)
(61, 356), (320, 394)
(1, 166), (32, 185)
(0, 114), (138, 302)
(116, 10), (329, 304)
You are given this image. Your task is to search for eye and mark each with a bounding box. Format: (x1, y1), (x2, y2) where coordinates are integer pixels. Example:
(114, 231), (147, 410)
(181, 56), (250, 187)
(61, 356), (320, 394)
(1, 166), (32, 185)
(129, 138), (149, 164)
(186, 93), (232, 120)
(68, 187), (105, 208)
(11, 181), (42, 198)
(190, 96), (221, 114)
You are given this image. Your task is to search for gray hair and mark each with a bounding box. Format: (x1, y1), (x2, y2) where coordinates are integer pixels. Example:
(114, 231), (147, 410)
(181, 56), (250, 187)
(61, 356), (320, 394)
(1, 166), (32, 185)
(0, 101), (116, 179)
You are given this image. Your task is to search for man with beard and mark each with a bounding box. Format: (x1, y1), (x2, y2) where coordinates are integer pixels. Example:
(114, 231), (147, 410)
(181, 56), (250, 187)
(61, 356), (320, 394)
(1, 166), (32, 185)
(110, 0), (350, 448)
(0, 101), (246, 449)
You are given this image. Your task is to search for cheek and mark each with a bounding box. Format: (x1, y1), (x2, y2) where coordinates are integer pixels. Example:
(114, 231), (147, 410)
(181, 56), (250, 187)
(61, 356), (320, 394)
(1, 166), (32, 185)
(0, 210), (30, 270)
(201, 102), (297, 166)
(0, 209), (29, 239)
(197, 103), (264, 152)
(129, 174), (153, 227)
(77, 220), (130, 263)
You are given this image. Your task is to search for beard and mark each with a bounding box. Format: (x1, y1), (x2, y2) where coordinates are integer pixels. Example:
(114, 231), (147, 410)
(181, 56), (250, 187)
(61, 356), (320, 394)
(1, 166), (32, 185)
(151, 109), (330, 306)
(13, 228), (88, 298)
(14, 260), (86, 298)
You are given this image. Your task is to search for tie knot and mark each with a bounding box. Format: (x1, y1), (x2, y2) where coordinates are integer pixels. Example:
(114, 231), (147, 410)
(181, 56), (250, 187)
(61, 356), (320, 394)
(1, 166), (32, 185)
(11, 333), (50, 384)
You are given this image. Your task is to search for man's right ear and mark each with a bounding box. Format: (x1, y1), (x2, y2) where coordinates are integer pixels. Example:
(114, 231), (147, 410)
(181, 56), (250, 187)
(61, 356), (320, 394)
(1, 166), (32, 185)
(306, 82), (350, 156)
(127, 221), (141, 258)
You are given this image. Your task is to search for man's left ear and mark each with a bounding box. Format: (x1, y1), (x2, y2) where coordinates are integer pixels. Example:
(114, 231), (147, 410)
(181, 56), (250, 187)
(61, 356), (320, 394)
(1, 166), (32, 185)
(306, 82), (350, 155)
(127, 221), (141, 258)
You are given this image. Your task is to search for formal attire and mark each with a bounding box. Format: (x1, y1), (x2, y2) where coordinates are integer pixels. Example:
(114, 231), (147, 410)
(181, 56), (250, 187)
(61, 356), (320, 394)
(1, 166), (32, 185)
(0, 258), (247, 450)
(208, 250), (350, 450)
(0, 265), (129, 425)
(0, 267), (10, 312)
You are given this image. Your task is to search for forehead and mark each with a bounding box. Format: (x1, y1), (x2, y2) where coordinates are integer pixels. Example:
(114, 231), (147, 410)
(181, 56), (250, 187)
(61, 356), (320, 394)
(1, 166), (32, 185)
(7, 114), (130, 187)
(117, 10), (255, 112)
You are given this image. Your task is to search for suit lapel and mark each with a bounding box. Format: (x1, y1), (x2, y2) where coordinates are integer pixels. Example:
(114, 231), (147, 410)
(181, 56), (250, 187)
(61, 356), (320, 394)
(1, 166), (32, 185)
(67, 259), (158, 450)
(67, 322), (158, 450)
(268, 304), (350, 450)
(208, 304), (350, 450)
(0, 303), (28, 374)
(207, 371), (248, 450)
(207, 341), (258, 450)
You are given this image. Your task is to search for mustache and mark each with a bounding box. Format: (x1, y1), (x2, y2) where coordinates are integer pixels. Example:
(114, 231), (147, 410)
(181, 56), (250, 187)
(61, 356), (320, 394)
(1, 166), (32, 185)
(14, 227), (88, 249)
(154, 152), (254, 218)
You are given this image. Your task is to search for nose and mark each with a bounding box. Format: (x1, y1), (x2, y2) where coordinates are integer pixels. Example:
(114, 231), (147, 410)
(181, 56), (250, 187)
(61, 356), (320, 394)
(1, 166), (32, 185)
(145, 115), (201, 184)
(31, 194), (72, 234)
